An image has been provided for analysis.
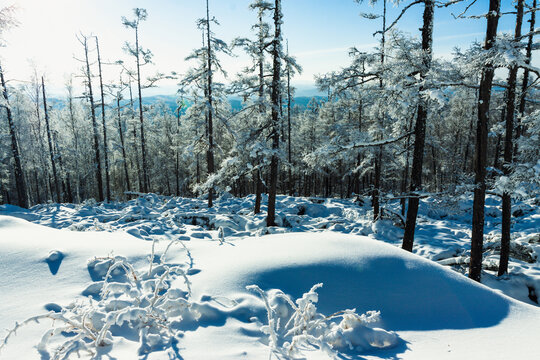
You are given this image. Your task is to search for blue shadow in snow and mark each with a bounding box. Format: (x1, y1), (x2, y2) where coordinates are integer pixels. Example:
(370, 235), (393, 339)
(45, 251), (64, 275)
(252, 256), (510, 332)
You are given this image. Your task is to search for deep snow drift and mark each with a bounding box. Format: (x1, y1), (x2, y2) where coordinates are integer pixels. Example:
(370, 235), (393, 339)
(0, 194), (539, 359)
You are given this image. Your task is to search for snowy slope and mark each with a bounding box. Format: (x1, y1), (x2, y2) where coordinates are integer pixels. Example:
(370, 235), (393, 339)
(1, 214), (539, 359)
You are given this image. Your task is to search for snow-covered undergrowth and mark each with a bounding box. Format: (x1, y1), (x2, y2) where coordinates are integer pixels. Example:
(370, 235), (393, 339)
(3, 192), (539, 306)
(1, 254), (195, 359)
(1, 193), (539, 359)
(247, 283), (398, 359)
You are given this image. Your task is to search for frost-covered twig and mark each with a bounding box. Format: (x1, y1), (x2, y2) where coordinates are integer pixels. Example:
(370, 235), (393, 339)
(247, 283), (399, 359)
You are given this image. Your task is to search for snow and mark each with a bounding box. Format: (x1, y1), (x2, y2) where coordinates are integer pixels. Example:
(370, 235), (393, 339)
(0, 194), (539, 359)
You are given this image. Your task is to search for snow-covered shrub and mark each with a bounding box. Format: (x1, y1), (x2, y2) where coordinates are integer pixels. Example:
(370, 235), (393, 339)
(1, 253), (196, 359)
(247, 283), (399, 359)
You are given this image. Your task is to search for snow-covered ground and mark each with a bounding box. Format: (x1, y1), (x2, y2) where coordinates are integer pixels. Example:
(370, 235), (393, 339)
(1, 194), (539, 359)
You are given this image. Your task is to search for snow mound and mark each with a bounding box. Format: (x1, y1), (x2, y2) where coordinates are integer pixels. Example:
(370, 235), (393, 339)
(1, 215), (540, 359)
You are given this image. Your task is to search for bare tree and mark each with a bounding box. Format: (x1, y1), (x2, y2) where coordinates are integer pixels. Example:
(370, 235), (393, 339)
(77, 33), (104, 202)
(95, 36), (111, 201)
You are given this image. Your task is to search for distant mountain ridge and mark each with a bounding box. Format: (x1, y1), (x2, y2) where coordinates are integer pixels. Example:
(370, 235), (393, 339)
(140, 95), (327, 113)
(49, 94), (327, 113)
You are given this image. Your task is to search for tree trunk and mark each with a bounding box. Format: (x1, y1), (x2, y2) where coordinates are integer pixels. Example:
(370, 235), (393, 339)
(515, 0), (536, 155)
(82, 37), (104, 202)
(175, 106), (181, 196)
(470, 0), (501, 282)
(402, 0), (434, 252)
(373, 0), (387, 221)
(266, 0), (282, 227)
(254, 11), (266, 213)
(95, 37), (111, 201)
(254, 168), (262, 214)
(135, 27), (150, 193)
(205, 0), (215, 208)
(0, 64), (28, 208)
(42, 77), (61, 203)
(498, 0), (523, 277)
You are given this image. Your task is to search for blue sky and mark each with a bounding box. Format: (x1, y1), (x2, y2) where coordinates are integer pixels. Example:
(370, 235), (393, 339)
(1, 0), (521, 96)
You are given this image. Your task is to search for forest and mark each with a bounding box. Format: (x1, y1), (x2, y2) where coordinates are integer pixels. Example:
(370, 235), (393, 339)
(0, 0), (540, 359)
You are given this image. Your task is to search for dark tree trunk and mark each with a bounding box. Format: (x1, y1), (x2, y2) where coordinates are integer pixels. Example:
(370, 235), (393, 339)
(254, 11), (266, 213)
(82, 36), (104, 202)
(470, 0), (501, 282)
(41, 77), (61, 203)
(499, 0), (523, 277)
(266, 0), (282, 227)
(95, 37), (111, 201)
(372, 0), (387, 221)
(0, 64), (28, 208)
(402, 0), (434, 252)
(254, 169), (262, 214)
(135, 27), (150, 193)
(515, 0), (536, 154)
(175, 106), (181, 196)
(205, 0), (215, 208)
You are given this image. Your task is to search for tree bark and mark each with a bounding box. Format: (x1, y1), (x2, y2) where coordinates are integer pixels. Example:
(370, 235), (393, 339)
(175, 106), (181, 196)
(515, 0), (536, 153)
(205, 0), (215, 208)
(402, 0), (434, 252)
(266, 0), (282, 227)
(254, 10), (266, 214)
(82, 36), (104, 202)
(470, 0), (501, 282)
(498, 0), (523, 277)
(372, 0), (387, 222)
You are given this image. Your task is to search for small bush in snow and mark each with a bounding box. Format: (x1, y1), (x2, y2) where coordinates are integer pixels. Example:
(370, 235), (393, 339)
(247, 283), (399, 359)
(1, 253), (196, 359)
